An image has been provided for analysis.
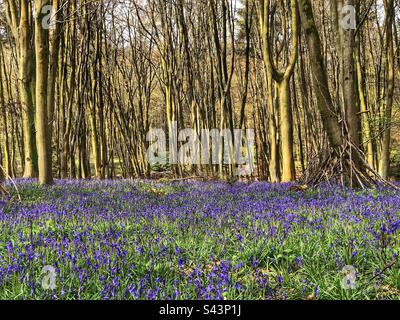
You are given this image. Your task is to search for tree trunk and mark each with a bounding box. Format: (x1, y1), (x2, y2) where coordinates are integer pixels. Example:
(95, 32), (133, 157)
(47, 0), (61, 174)
(298, 0), (343, 151)
(379, 0), (395, 179)
(258, 0), (298, 182)
(356, 28), (374, 168)
(18, 0), (38, 178)
(34, 0), (53, 185)
(279, 79), (296, 181)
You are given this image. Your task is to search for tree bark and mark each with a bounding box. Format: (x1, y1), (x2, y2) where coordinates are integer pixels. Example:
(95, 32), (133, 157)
(5, 0), (39, 178)
(298, 0), (343, 150)
(379, 0), (395, 179)
(34, 0), (53, 185)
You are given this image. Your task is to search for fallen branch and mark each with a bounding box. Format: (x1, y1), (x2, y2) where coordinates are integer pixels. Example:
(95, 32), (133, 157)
(0, 165), (21, 202)
(0, 182), (9, 197)
(368, 257), (398, 283)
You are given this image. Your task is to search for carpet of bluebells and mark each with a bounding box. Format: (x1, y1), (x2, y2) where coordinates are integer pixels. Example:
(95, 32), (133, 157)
(0, 179), (399, 300)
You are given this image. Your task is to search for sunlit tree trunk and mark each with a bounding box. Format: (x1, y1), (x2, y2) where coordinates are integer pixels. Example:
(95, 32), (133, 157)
(258, 0), (279, 182)
(258, 0), (298, 182)
(0, 45), (12, 177)
(34, 0), (53, 185)
(5, 0), (38, 178)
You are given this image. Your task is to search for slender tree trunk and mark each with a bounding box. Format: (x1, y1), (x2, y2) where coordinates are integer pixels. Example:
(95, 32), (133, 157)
(17, 0), (38, 178)
(279, 78), (295, 181)
(258, 0), (298, 182)
(356, 29), (374, 168)
(0, 45), (12, 177)
(339, 0), (360, 152)
(259, 0), (279, 182)
(34, 0), (53, 185)
(47, 0), (61, 173)
(379, 0), (395, 179)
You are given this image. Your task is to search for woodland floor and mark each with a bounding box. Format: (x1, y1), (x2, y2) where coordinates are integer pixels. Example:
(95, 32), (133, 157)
(0, 179), (399, 300)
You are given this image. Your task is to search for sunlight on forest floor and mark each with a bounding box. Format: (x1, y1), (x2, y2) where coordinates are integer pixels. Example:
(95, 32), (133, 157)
(0, 180), (399, 300)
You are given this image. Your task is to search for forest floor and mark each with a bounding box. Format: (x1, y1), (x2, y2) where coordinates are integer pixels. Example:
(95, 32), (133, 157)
(0, 179), (399, 300)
